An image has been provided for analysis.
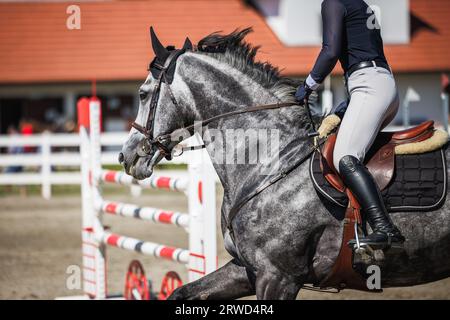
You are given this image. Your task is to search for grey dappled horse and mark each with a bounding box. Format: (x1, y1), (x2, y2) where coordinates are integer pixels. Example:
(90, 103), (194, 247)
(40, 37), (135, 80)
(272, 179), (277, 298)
(120, 29), (450, 299)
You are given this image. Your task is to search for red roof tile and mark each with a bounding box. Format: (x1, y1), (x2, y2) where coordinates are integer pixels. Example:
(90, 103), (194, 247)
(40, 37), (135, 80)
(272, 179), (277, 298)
(0, 0), (449, 84)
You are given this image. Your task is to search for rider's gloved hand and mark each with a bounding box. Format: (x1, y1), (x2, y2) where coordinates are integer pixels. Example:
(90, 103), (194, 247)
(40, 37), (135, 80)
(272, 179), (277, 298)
(295, 83), (313, 105)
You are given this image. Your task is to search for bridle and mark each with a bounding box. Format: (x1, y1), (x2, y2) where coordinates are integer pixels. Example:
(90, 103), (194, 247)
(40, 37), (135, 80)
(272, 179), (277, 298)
(131, 48), (186, 160)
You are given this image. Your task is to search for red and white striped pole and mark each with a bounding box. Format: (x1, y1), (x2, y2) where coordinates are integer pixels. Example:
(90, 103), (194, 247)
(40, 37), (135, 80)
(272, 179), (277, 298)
(98, 170), (188, 192)
(101, 232), (189, 264)
(96, 199), (190, 228)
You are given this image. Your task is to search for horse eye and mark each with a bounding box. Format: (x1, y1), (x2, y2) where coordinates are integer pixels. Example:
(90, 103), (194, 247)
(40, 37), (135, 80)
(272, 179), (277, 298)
(139, 91), (148, 100)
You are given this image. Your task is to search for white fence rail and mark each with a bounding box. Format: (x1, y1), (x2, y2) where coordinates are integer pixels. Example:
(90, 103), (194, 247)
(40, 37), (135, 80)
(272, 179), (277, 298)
(0, 131), (195, 199)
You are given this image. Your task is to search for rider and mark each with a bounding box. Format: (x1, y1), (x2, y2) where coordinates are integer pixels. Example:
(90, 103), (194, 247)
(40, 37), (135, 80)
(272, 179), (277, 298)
(295, 0), (405, 249)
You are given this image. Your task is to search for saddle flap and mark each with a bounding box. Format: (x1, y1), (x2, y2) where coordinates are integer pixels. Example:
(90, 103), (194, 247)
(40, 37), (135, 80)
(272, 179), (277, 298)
(365, 143), (395, 191)
(320, 134), (346, 192)
(320, 133), (394, 192)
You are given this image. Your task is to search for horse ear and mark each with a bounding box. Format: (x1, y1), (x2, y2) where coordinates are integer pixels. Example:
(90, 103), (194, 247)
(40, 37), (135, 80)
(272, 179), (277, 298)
(150, 26), (169, 60)
(182, 37), (193, 51)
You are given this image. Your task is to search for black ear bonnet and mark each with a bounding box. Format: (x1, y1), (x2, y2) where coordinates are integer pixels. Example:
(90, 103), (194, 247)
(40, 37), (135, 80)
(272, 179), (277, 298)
(149, 27), (193, 84)
(148, 47), (186, 84)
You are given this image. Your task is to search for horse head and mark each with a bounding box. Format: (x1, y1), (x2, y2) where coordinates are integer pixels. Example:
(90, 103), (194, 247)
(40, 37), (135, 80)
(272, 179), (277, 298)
(119, 27), (193, 179)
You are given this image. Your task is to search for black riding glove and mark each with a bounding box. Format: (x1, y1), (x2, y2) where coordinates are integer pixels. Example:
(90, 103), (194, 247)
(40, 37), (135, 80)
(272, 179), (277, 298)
(295, 83), (313, 105)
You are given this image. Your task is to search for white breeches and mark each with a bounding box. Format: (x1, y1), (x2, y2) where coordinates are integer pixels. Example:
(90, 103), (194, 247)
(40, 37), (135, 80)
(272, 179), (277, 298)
(333, 66), (399, 172)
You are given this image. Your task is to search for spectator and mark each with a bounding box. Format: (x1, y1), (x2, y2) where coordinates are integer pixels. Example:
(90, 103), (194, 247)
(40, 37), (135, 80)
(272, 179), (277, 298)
(20, 121), (35, 153)
(4, 125), (24, 173)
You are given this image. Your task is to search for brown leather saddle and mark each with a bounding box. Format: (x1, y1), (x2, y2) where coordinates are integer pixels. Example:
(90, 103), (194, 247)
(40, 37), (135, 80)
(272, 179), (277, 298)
(319, 121), (437, 291)
(321, 120), (435, 193)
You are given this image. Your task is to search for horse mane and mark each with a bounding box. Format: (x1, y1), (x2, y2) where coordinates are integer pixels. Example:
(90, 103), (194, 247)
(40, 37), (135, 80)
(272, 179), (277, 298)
(196, 28), (300, 102)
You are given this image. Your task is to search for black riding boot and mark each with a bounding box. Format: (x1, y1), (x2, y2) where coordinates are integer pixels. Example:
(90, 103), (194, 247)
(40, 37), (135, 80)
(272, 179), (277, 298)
(339, 155), (405, 249)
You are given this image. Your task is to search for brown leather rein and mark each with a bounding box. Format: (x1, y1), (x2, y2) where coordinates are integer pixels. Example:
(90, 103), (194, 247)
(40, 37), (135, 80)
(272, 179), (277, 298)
(133, 101), (300, 156)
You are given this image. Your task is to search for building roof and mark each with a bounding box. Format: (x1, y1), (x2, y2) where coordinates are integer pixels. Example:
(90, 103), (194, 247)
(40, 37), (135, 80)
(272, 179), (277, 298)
(0, 0), (449, 84)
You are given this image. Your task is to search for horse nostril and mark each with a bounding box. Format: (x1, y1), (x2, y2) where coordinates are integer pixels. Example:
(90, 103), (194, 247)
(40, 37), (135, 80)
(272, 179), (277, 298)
(118, 152), (124, 164)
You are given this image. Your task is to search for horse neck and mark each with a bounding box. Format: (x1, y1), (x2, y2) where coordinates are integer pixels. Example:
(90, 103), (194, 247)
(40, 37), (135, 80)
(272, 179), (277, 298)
(178, 53), (311, 203)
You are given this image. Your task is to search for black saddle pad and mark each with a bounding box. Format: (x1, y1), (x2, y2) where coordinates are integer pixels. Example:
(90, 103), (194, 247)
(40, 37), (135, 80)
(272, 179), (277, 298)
(309, 148), (447, 212)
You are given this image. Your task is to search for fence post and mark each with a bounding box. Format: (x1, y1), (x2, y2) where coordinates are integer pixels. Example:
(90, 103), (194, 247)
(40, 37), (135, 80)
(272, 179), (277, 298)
(41, 131), (51, 200)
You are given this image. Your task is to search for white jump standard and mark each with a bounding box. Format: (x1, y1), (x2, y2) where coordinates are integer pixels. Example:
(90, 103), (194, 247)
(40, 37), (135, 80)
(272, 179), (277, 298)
(77, 97), (217, 299)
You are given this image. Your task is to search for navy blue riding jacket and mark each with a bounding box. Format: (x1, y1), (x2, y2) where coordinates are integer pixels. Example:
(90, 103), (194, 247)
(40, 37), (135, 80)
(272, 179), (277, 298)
(308, 0), (388, 86)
